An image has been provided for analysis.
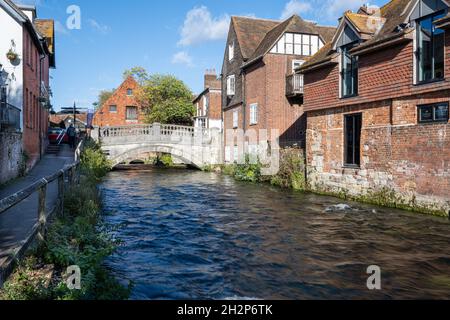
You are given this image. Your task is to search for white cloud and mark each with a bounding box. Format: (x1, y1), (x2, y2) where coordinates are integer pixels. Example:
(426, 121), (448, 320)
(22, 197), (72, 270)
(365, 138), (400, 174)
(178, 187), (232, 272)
(88, 19), (110, 34)
(178, 6), (230, 46)
(172, 51), (194, 67)
(280, 0), (312, 20)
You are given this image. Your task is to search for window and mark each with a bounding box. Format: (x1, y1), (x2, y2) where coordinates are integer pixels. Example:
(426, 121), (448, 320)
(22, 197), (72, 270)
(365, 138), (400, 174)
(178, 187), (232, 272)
(227, 75), (235, 96)
(416, 11), (446, 83)
(200, 118), (206, 128)
(249, 103), (258, 125)
(127, 89), (133, 96)
(232, 110), (238, 128)
(341, 44), (358, 98)
(109, 105), (117, 113)
(203, 96), (209, 115)
(126, 106), (138, 120)
(292, 60), (305, 72)
(418, 103), (449, 123)
(270, 33), (323, 56)
(344, 113), (362, 167)
(229, 42), (234, 61)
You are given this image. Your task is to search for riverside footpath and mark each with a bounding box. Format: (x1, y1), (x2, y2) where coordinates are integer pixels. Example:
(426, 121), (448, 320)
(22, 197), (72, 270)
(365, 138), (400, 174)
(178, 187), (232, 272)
(0, 145), (75, 285)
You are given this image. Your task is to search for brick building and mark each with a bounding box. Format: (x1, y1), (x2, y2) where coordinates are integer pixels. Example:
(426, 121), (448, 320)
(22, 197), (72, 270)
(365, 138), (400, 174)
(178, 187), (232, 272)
(193, 69), (222, 129)
(298, 0), (450, 213)
(221, 15), (335, 162)
(0, 0), (55, 180)
(93, 76), (143, 127)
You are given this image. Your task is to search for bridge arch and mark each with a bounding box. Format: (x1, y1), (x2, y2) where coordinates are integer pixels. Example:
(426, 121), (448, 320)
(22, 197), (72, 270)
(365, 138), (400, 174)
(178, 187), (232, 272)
(109, 144), (203, 168)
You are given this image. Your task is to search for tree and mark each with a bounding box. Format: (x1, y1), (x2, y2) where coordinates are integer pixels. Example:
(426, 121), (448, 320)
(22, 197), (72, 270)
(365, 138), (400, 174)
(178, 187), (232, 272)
(94, 89), (115, 110)
(123, 66), (149, 85)
(138, 74), (195, 126)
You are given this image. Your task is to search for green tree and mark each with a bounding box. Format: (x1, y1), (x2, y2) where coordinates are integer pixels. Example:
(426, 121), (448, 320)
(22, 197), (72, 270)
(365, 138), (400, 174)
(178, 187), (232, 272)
(123, 66), (149, 85)
(139, 74), (195, 126)
(94, 89), (115, 110)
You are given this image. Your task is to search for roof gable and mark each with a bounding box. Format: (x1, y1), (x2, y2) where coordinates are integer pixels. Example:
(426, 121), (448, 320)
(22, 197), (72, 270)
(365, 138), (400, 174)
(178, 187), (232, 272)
(231, 16), (279, 60)
(244, 15), (337, 66)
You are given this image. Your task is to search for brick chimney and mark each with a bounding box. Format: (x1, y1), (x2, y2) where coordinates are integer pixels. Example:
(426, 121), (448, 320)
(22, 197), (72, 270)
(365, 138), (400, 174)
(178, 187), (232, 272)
(204, 69), (220, 90)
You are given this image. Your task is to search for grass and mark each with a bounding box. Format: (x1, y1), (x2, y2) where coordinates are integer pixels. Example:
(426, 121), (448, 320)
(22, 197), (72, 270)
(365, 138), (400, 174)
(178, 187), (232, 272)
(0, 139), (131, 300)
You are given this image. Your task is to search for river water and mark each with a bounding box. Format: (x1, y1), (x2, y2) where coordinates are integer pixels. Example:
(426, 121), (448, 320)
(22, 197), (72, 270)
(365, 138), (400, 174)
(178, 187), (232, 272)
(100, 169), (450, 300)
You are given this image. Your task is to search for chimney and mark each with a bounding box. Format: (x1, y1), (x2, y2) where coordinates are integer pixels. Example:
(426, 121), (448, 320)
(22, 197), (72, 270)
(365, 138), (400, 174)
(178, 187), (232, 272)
(204, 69), (220, 90)
(358, 3), (379, 16)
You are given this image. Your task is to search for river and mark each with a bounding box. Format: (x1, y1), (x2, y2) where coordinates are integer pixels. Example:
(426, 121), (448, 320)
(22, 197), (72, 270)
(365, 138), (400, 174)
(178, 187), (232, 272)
(100, 169), (450, 300)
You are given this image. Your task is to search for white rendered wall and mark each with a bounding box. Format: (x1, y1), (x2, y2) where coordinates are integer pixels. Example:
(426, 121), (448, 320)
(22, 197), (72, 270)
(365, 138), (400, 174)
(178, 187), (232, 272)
(0, 7), (24, 131)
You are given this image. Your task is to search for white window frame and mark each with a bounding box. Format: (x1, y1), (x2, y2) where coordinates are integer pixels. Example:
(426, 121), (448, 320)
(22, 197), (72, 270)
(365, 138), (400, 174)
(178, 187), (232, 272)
(232, 110), (238, 128)
(292, 60), (305, 72)
(227, 75), (236, 96)
(249, 103), (258, 125)
(229, 42), (235, 61)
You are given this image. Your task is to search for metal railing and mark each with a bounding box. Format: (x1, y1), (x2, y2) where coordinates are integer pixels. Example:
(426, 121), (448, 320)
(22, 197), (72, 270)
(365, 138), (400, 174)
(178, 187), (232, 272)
(0, 103), (21, 131)
(286, 74), (304, 97)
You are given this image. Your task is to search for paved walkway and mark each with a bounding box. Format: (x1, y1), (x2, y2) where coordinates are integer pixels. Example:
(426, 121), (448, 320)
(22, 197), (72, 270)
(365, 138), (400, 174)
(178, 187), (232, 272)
(0, 145), (75, 276)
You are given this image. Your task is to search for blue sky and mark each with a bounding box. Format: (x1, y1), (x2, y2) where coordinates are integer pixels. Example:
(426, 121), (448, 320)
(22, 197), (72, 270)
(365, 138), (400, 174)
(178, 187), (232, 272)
(20, 0), (386, 111)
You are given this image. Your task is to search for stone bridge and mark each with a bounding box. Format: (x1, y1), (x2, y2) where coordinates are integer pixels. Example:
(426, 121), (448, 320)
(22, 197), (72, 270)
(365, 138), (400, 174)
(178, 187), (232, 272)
(91, 123), (223, 168)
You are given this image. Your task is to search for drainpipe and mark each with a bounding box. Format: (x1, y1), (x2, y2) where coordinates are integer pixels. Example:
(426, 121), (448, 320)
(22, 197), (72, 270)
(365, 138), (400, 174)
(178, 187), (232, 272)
(242, 69), (246, 131)
(39, 54), (45, 159)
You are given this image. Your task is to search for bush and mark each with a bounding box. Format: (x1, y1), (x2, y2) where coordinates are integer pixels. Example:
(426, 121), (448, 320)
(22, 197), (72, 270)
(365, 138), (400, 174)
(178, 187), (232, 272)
(0, 139), (130, 300)
(270, 148), (306, 191)
(81, 140), (111, 180)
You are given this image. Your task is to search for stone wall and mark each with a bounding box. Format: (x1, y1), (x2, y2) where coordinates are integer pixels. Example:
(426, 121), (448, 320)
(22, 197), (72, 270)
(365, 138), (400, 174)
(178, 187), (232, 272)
(306, 95), (450, 216)
(0, 133), (23, 185)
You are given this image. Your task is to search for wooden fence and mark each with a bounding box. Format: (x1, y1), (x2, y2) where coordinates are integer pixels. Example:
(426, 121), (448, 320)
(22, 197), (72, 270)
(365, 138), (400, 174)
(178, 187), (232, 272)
(0, 141), (84, 286)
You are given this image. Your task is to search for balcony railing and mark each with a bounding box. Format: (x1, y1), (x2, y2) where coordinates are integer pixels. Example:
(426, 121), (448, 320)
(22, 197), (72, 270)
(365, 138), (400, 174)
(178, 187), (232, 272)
(286, 73), (304, 97)
(0, 102), (21, 131)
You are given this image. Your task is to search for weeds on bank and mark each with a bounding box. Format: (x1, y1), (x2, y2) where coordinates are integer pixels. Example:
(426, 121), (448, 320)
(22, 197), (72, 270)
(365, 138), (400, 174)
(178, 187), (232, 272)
(0, 139), (130, 300)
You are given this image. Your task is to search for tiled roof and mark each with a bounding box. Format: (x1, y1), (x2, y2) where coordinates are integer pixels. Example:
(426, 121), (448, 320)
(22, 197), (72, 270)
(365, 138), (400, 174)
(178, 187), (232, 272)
(299, 0), (415, 72)
(242, 15), (337, 66)
(231, 16), (279, 60)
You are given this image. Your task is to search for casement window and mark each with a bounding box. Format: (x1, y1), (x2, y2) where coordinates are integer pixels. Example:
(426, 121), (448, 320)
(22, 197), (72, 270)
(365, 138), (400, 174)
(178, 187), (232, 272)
(203, 96), (209, 115)
(416, 11), (446, 83)
(109, 105), (117, 113)
(229, 42), (234, 61)
(344, 113), (362, 167)
(127, 89), (133, 96)
(418, 102), (449, 123)
(341, 44), (358, 98)
(126, 106), (138, 120)
(270, 33), (323, 56)
(249, 103), (258, 125)
(227, 75), (235, 96)
(232, 110), (238, 128)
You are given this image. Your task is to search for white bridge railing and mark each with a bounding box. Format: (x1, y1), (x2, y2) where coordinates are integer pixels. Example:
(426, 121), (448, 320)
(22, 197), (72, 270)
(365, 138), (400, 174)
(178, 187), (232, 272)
(94, 123), (216, 146)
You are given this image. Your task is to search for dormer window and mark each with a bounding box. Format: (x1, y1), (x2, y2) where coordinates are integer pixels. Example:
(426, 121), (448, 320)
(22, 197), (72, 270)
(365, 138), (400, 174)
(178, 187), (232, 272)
(416, 11), (446, 83)
(229, 42), (234, 61)
(340, 43), (358, 98)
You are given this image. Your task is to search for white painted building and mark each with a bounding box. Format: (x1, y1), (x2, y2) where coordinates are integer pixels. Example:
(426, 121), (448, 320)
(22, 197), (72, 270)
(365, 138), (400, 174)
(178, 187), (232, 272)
(0, 0), (24, 131)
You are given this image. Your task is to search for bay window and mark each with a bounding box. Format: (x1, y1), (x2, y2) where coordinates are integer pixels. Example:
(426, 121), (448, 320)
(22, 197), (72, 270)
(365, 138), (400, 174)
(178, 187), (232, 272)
(341, 44), (358, 98)
(416, 11), (446, 83)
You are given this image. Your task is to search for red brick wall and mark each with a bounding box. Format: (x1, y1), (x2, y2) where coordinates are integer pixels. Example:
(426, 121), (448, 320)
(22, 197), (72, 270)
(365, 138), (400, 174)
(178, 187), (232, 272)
(93, 76), (143, 127)
(22, 28), (49, 168)
(304, 31), (450, 112)
(306, 93), (450, 212)
(240, 54), (306, 147)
